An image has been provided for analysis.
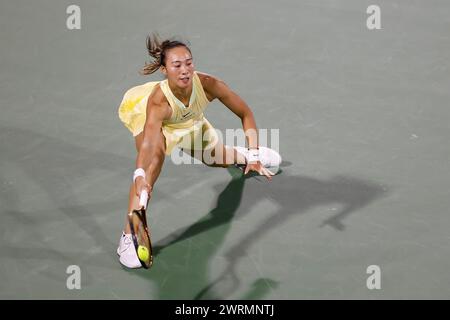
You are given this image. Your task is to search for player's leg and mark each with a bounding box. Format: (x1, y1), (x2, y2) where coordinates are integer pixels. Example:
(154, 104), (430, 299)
(181, 117), (282, 169)
(184, 142), (282, 173)
(180, 118), (246, 167)
(184, 143), (246, 167)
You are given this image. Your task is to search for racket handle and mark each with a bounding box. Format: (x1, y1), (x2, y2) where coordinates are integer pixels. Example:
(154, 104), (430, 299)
(139, 190), (148, 209)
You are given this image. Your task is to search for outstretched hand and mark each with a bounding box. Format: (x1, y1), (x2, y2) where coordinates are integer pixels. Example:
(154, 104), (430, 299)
(244, 161), (274, 180)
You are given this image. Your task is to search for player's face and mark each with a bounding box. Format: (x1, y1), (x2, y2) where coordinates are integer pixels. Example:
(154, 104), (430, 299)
(162, 47), (194, 89)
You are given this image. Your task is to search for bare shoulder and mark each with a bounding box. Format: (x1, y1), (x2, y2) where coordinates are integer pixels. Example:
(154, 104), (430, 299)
(196, 71), (224, 86)
(196, 71), (228, 101)
(146, 83), (172, 120)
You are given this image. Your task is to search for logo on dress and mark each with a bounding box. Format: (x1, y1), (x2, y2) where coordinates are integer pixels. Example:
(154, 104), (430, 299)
(181, 111), (193, 119)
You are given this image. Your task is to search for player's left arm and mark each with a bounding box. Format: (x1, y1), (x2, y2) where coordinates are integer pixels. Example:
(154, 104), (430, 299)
(200, 73), (273, 179)
(200, 73), (258, 148)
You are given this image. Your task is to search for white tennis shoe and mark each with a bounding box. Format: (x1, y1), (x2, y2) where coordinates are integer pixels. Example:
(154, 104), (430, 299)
(117, 232), (141, 269)
(233, 146), (282, 168)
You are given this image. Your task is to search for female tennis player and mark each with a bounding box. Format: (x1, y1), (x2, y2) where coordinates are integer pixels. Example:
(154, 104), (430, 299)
(117, 34), (281, 268)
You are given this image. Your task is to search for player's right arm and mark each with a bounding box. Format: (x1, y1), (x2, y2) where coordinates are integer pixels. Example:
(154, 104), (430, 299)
(134, 87), (171, 197)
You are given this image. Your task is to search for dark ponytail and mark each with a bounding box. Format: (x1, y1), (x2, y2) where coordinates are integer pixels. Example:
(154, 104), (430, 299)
(140, 33), (191, 75)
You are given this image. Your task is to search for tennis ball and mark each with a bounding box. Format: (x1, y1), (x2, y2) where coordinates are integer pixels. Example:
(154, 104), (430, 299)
(137, 245), (149, 262)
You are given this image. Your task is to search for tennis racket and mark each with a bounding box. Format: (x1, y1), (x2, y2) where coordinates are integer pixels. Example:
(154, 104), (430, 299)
(128, 190), (153, 269)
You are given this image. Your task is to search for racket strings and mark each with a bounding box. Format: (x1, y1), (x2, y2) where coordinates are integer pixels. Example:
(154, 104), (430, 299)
(134, 214), (148, 247)
(131, 211), (153, 268)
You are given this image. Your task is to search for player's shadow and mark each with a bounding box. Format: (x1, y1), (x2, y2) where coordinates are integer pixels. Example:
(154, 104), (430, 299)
(147, 166), (388, 299)
(194, 168), (388, 299)
(129, 165), (387, 299)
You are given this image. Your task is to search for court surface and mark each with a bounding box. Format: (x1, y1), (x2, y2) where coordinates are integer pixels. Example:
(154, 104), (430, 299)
(1, 0), (449, 299)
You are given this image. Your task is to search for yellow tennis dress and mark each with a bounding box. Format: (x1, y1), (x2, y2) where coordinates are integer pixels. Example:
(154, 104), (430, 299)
(118, 71), (218, 155)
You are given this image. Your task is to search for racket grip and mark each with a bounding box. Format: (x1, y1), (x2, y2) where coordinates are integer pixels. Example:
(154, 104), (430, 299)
(139, 190), (148, 209)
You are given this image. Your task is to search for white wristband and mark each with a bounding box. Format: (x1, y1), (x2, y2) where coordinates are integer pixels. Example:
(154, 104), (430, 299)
(247, 148), (259, 163)
(133, 168), (146, 183)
